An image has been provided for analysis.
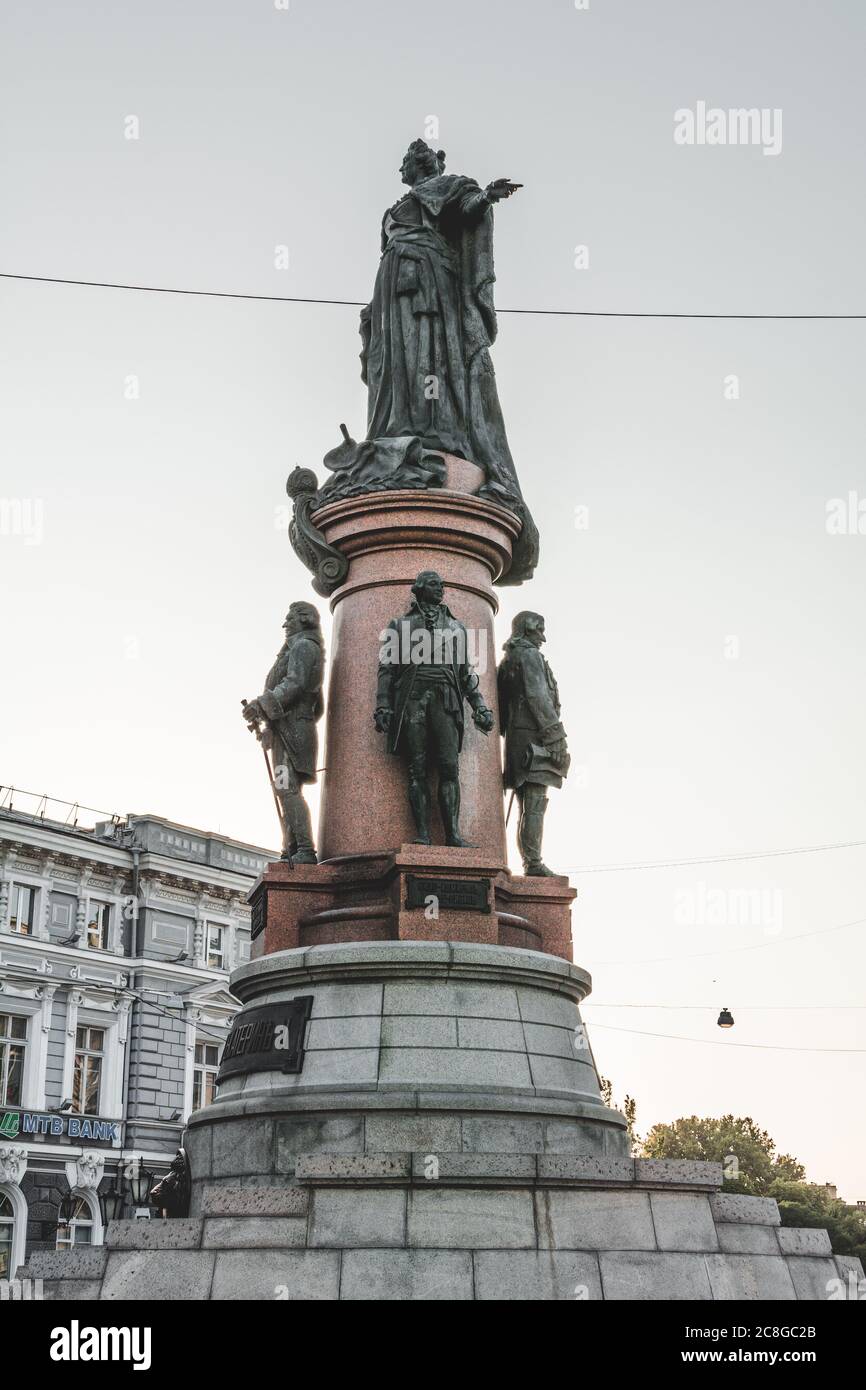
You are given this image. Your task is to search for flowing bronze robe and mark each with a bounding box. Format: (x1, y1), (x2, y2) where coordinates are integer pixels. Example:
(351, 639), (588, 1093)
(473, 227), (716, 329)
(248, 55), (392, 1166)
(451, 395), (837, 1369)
(359, 173), (539, 584)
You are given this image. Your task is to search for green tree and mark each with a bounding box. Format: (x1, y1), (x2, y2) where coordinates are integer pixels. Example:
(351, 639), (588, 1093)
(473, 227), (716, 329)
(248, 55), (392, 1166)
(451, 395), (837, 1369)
(639, 1113), (866, 1255)
(767, 1179), (866, 1261)
(640, 1114), (804, 1195)
(599, 1076), (640, 1150)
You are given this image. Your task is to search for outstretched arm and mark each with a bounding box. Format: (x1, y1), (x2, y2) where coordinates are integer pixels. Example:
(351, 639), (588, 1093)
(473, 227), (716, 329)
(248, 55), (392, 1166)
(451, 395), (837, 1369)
(484, 178), (522, 203)
(454, 177), (523, 226)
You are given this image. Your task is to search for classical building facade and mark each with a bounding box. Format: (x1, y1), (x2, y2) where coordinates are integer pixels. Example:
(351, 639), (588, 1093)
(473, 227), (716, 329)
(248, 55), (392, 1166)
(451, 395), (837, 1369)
(0, 794), (273, 1277)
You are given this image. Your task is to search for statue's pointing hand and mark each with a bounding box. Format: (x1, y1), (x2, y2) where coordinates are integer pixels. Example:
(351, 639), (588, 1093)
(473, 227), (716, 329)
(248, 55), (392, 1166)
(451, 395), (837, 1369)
(485, 178), (523, 202)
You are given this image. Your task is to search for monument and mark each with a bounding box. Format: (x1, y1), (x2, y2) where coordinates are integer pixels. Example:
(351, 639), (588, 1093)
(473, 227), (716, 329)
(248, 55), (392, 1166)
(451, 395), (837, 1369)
(28, 139), (861, 1302)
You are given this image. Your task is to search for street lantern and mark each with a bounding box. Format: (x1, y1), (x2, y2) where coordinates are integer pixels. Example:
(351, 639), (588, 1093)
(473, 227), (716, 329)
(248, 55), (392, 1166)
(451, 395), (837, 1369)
(57, 1193), (77, 1227)
(98, 1169), (126, 1225)
(126, 1159), (155, 1208)
(717, 1007), (735, 1029)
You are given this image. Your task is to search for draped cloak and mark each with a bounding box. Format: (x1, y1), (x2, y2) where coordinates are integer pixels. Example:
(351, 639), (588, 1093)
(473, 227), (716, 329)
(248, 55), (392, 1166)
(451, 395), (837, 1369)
(357, 173), (539, 585)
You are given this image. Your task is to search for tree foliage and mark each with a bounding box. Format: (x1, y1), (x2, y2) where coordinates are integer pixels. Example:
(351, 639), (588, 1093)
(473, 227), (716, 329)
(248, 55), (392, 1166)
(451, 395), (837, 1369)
(640, 1113), (866, 1257)
(767, 1179), (866, 1261)
(641, 1113), (804, 1194)
(599, 1076), (640, 1149)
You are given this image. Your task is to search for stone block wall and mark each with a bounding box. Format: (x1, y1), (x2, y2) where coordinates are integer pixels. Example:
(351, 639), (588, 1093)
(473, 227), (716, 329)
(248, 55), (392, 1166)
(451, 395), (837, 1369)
(127, 995), (188, 1127)
(23, 1160), (864, 1301)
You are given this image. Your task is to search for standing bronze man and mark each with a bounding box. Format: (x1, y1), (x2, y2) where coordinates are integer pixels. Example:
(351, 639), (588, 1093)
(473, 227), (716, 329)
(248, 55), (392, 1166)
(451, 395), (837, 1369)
(374, 571), (494, 846)
(497, 612), (569, 876)
(242, 602), (325, 864)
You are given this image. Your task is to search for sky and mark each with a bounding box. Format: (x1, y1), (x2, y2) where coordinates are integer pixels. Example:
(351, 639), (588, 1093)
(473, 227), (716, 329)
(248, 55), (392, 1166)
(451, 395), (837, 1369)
(1, 0), (864, 1199)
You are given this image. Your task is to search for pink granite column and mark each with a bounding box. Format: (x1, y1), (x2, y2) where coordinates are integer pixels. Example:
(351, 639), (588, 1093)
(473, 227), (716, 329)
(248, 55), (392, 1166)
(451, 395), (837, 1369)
(314, 466), (520, 863)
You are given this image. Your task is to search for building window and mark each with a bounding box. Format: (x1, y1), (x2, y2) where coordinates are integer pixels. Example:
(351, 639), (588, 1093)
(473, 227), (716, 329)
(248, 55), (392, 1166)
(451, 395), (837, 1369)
(0, 1194), (14, 1278)
(192, 1041), (221, 1110)
(72, 1026), (104, 1115)
(206, 924), (226, 970)
(86, 901), (111, 951)
(56, 1196), (94, 1250)
(9, 884), (35, 936)
(0, 1013), (27, 1106)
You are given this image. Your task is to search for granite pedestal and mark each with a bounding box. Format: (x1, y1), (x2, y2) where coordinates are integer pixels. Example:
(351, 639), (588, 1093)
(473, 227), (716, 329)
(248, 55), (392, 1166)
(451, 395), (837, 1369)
(26, 941), (863, 1300)
(249, 848), (577, 962)
(315, 461), (517, 863)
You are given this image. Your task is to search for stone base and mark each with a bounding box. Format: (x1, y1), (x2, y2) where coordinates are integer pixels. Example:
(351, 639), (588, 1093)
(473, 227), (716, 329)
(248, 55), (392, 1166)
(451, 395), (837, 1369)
(249, 849), (576, 961)
(192, 941), (624, 1183)
(26, 1164), (863, 1301)
(28, 941), (862, 1300)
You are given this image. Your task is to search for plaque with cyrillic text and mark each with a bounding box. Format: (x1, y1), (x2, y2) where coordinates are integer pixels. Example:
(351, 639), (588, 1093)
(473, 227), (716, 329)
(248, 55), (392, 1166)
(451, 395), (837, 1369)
(217, 996), (313, 1081)
(405, 875), (491, 913)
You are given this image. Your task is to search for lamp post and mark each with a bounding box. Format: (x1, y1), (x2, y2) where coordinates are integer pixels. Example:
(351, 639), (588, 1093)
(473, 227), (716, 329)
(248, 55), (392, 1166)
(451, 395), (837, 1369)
(126, 1157), (155, 1219)
(57, 1193), (77, 1228)
(98, 1169), (126, 1227)
(55, 1192), (82, 1249)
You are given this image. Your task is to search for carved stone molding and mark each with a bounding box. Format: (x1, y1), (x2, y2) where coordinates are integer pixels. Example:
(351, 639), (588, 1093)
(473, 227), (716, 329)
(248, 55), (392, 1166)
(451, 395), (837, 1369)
(0, 1146), (28, 1186)
(64, 1150), (105, 1192)
(37, 983), (57, 1031)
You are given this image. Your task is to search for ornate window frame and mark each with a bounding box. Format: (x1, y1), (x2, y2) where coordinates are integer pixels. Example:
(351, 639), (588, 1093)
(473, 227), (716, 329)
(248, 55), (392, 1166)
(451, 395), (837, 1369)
(0, 986), (54, 1111)
(61, 991), (129, 1121)
(0, 1145), (28, 1279)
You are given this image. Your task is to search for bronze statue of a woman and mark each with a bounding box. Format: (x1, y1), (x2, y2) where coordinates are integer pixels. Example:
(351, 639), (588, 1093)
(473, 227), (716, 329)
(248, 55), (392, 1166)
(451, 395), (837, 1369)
(321, 138), (539, 585)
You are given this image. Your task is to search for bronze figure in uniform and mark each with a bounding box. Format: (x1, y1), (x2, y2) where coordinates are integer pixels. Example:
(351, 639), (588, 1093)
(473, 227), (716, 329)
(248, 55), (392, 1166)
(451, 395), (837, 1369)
(242, 601), (325, 864)
(374, 570), (494, 846)
(497, 611), (569, 876)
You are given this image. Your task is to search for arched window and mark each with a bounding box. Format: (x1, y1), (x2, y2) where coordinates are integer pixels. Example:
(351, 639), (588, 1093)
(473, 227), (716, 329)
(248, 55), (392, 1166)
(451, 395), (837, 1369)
(56, 1192), (100, 1250)
(0, 1194), (14, 1278)
(0, 1186), (26, 1279)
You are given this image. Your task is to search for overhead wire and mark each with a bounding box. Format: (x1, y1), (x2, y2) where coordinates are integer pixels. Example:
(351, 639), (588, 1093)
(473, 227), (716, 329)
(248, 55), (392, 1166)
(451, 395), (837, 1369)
(2, 272), (865, 319)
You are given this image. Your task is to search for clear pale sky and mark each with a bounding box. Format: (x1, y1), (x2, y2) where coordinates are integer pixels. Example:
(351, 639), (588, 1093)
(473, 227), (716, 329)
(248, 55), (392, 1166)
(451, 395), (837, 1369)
(1, 1), (864, 1199)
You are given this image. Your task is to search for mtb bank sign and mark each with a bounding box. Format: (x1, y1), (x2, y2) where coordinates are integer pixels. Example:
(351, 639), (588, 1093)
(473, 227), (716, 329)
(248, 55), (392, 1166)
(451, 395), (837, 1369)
(0, 1110), (119, 1143)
